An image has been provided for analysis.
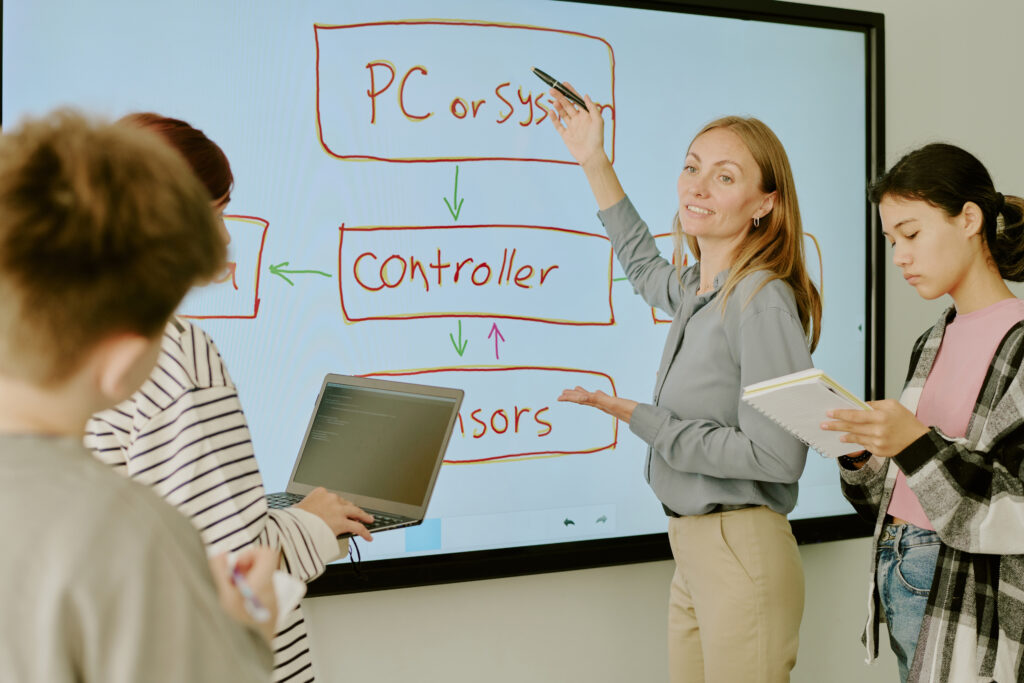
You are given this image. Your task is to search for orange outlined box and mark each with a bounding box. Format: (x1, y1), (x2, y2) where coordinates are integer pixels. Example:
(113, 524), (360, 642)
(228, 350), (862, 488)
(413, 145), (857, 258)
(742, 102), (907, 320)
(647, 231), (823, 324)
(314, 20), (616, 164)
(338, 223), (615, 326)
(652, 231), (685, 325)
(179, 215), (267, 320)
(361, 366), (618, 464)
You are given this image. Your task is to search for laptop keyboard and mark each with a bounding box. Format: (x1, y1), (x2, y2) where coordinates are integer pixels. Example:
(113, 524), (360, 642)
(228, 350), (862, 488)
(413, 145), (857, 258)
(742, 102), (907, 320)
(265, 492), (304, 508)
(367, 512), (409, 529)
(265, 492), (415, 535)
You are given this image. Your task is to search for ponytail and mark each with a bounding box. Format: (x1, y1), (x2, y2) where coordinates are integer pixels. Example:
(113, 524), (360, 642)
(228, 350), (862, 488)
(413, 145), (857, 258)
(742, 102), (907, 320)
(990, 194), (1024, 281)
(869, 143), (1024, 281)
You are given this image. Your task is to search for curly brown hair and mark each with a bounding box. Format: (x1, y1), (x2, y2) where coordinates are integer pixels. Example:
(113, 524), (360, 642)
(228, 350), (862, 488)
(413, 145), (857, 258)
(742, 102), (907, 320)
(0, 109), (225, 384)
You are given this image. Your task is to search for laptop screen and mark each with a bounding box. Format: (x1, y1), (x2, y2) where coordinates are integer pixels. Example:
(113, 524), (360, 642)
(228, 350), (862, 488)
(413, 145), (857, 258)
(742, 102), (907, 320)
(291, 381), (458, 506)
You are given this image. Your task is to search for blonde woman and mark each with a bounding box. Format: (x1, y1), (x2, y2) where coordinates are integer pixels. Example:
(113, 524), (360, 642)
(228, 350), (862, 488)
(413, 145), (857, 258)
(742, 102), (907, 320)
(548, 87), (822, 683)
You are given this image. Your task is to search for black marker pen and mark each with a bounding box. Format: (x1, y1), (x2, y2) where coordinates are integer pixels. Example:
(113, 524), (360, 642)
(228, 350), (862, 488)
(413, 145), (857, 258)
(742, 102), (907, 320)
(532, 67), (589, 111)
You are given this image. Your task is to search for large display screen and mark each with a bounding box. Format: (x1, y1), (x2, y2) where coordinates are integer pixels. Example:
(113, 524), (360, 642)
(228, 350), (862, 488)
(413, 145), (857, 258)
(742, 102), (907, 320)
(3, 0), (882, 591)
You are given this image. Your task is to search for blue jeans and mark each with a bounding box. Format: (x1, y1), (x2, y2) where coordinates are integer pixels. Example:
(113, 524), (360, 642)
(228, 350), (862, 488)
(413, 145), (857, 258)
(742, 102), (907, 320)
(876, 522), (941, 683)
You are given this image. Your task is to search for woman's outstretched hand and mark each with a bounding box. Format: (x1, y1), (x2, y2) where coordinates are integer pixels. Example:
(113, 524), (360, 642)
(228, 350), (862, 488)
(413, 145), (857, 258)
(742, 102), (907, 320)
(548, 83), (605, 168)
(558, 385), (638, 424)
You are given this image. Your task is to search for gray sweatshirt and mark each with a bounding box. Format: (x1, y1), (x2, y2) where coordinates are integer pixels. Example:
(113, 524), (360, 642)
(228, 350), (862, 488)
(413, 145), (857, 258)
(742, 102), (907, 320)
(598, 196), (812, 516)
(0, 434), (272, 682)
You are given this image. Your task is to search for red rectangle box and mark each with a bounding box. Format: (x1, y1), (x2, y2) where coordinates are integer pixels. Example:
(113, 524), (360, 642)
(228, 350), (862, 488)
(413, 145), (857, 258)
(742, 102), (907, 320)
(652, 232), (679, 325)
(361, 366), (618, 464)
(314, 20), (616, 164)
(179, 215), (267, 320)
(648, 231), (824, 324)
(339, 223), (615, 326)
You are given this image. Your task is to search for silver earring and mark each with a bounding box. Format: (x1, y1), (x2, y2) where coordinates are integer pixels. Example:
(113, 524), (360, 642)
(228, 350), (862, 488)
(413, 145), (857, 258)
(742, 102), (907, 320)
(753, 216), (760, 228)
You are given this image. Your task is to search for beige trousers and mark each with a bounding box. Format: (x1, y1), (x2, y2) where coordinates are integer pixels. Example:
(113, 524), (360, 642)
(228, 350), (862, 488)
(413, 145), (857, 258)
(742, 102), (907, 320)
(667, 505), (804, 683)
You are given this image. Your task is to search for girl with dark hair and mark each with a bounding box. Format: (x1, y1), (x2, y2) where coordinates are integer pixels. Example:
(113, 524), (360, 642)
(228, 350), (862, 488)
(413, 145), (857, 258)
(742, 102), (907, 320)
(825, 143), (1024, 682)
(84, 113), (375, 683)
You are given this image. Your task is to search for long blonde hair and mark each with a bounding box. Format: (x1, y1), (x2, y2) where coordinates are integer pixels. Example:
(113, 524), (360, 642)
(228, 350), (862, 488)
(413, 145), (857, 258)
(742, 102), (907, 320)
(674, 116), (822, 352)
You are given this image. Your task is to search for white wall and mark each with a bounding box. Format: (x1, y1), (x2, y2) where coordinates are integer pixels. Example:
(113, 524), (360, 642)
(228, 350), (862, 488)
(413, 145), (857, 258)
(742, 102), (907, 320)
(305, 538), (894, 682)
(303, 1), (1024, 680)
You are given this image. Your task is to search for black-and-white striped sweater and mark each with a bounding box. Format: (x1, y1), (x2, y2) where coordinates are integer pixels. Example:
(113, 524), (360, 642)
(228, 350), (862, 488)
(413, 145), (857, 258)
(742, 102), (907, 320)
(85, 318), (341, 683)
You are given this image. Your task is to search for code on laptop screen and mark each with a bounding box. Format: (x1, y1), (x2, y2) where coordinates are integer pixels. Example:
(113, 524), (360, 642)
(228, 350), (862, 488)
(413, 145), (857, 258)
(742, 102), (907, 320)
(293, 384), (456, 506)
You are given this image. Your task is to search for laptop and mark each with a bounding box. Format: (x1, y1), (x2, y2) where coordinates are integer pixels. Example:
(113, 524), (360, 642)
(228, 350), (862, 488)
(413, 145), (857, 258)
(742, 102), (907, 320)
(265, 373), (464, 537)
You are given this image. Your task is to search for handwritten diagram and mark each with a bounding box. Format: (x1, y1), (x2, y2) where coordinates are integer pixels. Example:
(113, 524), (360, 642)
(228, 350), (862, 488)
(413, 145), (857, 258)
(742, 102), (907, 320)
(179, 215), (268, 320)
(338, 223), (615, 324)
(6, 0), (875, 568)
(313, 19), (629, 472)
(314, 20), (616, 164)
(362, 366), (618, 464)
(649, 232), (824, 324)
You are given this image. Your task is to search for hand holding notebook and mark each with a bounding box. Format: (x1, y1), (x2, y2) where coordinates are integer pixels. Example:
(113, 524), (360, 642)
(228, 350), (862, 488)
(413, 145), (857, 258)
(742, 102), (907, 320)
(741, 369), (869, 458)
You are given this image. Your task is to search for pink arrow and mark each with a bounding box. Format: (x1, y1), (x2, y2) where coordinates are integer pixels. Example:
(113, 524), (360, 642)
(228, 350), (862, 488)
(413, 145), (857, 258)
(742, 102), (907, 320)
(487, 323), (506, 360)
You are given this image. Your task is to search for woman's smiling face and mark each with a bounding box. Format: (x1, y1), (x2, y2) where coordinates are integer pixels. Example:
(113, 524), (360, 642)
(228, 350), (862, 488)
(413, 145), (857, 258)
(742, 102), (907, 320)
(676, 126), (774, 242)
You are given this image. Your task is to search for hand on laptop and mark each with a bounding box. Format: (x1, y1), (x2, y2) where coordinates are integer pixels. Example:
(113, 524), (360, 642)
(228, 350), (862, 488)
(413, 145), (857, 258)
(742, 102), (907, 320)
(294, 486), (375, 541)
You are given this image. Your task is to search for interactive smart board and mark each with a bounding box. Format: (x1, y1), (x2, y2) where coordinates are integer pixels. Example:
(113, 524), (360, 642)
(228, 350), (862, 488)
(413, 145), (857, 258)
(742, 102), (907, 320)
(3, 0), (880, 583)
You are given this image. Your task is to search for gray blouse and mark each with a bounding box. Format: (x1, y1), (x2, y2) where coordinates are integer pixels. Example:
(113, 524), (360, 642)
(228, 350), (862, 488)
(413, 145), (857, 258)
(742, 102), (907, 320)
(598, 196), (813, 516)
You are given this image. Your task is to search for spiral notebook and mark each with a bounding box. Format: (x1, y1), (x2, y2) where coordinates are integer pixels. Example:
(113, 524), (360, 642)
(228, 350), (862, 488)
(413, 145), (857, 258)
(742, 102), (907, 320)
(741, 369), (870, 458)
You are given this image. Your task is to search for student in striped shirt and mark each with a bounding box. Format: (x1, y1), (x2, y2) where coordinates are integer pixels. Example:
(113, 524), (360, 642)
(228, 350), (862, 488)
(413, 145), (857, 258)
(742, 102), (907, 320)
(0, 109), (278, 682)
(826, 144), (1024, 681)
(84, 113), (374, 683)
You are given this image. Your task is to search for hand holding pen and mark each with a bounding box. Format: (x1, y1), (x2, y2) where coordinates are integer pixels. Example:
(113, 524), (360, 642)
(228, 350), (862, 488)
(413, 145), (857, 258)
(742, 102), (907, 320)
(209, 547), (280, 644)
(540, 74), (606, 169)
(231, 565), (271, 623)
(537, 66), (625, 209)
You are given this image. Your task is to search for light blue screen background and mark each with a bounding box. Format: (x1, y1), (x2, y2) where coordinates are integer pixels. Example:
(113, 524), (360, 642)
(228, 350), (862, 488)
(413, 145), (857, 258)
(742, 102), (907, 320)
(4, 0), (867, 562)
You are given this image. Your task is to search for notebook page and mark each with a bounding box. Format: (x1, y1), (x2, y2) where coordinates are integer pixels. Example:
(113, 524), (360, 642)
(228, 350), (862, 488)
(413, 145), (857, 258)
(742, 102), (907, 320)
(742, 380), (867, 458)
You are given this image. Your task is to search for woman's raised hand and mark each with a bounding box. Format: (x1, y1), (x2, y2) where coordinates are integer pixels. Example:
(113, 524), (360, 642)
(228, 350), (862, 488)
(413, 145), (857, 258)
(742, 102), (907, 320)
(548, 83), (605, 167)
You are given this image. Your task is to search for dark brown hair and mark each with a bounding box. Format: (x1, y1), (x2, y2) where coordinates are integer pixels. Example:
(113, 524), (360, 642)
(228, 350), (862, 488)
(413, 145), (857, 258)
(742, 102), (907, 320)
(119, 112), (233, 202)
(870, 143), (1024, 281)
(0, 109), (225, 383)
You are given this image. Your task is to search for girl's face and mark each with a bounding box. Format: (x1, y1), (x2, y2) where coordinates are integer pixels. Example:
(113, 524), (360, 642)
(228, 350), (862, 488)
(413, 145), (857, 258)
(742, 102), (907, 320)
(676, 127), (775, 243)
(207, 193), (233, 287)
(879, 195), (978, 300)
(212, 193), (231, 246)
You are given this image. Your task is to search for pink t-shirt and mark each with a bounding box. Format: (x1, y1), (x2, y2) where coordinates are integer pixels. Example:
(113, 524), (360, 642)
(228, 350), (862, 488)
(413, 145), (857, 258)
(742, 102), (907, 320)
(887, 298), (1024, 529)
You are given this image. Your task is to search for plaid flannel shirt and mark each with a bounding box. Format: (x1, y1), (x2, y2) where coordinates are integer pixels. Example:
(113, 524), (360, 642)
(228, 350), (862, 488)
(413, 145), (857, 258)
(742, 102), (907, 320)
(841, 306), (1024, 683)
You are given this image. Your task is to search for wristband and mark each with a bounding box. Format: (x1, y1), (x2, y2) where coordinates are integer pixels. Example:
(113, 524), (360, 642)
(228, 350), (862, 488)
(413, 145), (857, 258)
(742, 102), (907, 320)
(837, 451), (871, 470)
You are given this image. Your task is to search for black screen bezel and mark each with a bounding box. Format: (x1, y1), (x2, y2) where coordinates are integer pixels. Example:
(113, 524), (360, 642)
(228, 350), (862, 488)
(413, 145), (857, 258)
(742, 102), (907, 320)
(307, 0), (885, 595)
(0, 0), (884, 597)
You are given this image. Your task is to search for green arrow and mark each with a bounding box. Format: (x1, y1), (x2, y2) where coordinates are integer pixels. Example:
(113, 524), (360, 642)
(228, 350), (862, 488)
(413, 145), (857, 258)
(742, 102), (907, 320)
(269, 261), (332, 287)
(449, 320), (468, 356)
(443, 165), (465, 221)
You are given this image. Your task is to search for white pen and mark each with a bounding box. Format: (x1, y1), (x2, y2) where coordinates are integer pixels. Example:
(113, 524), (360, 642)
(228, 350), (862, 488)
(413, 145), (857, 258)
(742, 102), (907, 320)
(232, 565), (271, 623)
